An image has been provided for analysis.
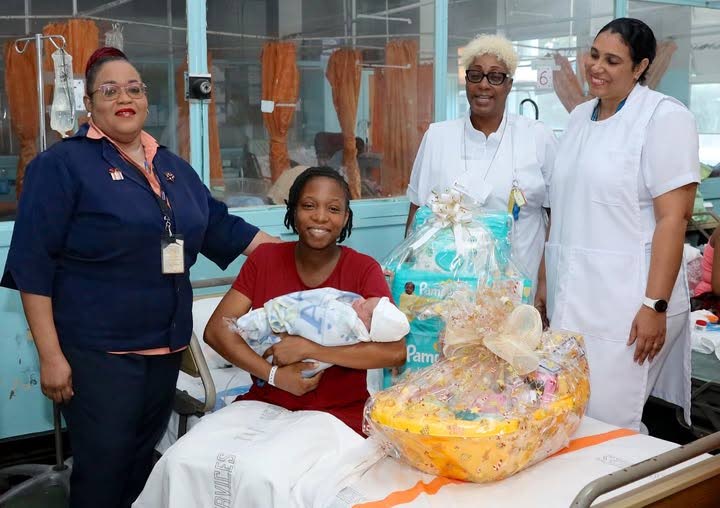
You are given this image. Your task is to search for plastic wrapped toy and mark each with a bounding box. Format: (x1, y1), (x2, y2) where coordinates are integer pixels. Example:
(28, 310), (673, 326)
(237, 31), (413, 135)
(364, 299), (590, 483)
(381, 190), (532, 386)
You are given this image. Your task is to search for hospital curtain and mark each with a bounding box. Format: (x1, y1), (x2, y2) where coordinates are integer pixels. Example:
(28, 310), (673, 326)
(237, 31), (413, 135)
(417, 62), (434, 139)
(4, 41), (39, 198)
(326, 48), (363, 199)
(261, 41), (299, 182)
(383, 39), (419, 196)
(175, 55), (224, 185)
(369, 68), (385, 153)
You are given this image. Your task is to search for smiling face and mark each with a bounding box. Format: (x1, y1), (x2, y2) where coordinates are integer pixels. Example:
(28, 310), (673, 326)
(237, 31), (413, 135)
(294, 176), (349, 251)
(465, 54), (512, 121)
(83, 60), (148, 144)
(585, 31), (649, 101)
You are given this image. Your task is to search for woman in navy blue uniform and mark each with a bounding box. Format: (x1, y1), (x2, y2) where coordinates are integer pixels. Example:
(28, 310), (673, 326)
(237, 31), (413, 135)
(0, 47), (277, 508)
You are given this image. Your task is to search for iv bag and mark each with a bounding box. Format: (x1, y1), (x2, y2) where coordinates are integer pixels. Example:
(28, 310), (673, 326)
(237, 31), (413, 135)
(105, 23), (124, 51)
(50, 49), (75, 136)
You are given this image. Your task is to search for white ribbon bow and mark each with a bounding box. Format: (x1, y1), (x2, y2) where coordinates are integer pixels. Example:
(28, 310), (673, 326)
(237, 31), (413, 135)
(409, 189), (474, 266)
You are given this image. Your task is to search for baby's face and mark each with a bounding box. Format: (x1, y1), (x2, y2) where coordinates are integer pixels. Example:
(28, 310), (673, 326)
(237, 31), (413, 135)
(351, 297), (381, 330)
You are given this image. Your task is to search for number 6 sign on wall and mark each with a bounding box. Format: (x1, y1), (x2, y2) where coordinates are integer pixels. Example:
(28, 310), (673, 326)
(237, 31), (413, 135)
(537, 67), (553, 90)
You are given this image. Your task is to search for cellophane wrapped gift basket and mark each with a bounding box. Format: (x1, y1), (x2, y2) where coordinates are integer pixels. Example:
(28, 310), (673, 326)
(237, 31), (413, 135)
(381, 189), (532, 387)
(364, 284), (590, 482)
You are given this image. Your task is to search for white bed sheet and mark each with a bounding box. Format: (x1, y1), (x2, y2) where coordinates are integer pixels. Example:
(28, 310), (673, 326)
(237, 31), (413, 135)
(329, 418), (711, 508)
(158, 366), (252, 454)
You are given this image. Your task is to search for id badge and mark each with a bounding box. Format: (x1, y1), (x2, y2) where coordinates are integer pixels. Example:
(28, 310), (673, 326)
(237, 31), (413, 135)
(161, 234), (185, 274)
(513, 187), (527, 208)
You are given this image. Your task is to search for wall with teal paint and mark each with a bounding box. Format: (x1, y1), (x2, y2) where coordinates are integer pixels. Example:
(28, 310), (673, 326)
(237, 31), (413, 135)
(0, 198), (409, 440)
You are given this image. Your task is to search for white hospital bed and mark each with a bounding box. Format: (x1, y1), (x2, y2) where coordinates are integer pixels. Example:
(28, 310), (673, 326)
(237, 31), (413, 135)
(329, 421), (720, 508)
(158, 278), (252, 454)
(151, 278), (720, 507)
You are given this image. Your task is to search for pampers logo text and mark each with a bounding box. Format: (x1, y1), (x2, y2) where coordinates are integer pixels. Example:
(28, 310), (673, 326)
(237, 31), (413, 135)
(407, 343), (439, 364)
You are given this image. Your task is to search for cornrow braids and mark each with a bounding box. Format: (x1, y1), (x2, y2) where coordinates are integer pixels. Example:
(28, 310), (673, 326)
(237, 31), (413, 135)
(283, 166), (354, 243)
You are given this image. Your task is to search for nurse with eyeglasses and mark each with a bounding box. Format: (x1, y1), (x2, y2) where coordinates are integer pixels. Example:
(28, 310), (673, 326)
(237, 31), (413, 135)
(1, 47), (279, 508)
(406, 34), (558, 307)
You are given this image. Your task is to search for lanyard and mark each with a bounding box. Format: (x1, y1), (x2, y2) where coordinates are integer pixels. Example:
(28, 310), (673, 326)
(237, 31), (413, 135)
(126, 157), (175, 236)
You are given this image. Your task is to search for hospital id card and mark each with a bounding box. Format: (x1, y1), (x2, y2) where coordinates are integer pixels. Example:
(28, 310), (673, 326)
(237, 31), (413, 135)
(161, 235), (185, 274)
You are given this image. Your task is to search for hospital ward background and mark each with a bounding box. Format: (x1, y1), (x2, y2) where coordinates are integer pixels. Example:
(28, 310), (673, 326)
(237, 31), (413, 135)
(1, 0), (720, 507)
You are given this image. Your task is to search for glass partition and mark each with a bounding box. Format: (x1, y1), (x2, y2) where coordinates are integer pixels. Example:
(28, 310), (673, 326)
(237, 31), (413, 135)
(206, 0), (435, 206)
(448, 0), (614, 134)
(629, 1), (720, 167)
(0, 0), (188, 221)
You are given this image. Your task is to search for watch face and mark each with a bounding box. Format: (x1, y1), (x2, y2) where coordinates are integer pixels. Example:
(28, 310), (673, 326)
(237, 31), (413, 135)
(655, 300), (668, 312)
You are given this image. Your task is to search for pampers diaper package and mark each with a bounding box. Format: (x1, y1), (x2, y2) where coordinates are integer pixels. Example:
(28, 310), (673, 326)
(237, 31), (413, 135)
(382, 190), (532, 387)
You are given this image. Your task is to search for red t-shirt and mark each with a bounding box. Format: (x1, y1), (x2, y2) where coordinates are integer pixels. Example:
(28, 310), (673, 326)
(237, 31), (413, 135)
(232, 241), (392, 434)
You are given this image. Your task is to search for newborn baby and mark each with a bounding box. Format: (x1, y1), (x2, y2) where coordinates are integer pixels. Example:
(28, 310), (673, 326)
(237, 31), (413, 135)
(228, 288), (409, 376)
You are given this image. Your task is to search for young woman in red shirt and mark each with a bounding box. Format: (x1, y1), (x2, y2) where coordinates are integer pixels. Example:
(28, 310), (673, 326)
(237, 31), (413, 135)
(205, 167), (406, 434)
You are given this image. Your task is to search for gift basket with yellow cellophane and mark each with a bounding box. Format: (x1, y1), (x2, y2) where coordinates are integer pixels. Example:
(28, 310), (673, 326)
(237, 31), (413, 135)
(364, 283), (590, 482)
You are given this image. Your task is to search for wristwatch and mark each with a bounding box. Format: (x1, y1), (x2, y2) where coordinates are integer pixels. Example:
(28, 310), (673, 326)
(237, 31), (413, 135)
(643, 296), (668, 313)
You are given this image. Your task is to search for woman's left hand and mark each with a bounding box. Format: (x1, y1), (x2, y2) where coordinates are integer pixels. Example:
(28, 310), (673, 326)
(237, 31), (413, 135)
(263, 334), (317, 366)
(627, 306), (667, 365)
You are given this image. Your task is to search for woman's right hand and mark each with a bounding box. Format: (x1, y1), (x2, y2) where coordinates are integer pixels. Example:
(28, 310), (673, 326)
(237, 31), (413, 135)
(274, 362), (323, 397)
(39, 354), (74, 403)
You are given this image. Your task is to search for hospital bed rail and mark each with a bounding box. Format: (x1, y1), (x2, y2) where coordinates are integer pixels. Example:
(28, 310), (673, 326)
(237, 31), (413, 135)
(572, 430), (720, 507)
(173, 276), (235, 438)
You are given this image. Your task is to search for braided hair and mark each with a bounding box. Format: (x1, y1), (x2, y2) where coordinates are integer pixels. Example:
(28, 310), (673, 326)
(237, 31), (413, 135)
(283, 166), (354, 243)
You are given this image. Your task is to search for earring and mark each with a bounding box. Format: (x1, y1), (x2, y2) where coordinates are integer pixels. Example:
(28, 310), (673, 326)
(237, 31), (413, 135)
(87, 111), (92, 117)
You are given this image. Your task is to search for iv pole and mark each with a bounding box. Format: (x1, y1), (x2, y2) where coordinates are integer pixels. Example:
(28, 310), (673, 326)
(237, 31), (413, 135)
(13, 33), (67, 153)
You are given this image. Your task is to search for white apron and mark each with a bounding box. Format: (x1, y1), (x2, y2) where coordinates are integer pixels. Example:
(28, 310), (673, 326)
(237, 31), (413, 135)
(546, 84), (691, 430)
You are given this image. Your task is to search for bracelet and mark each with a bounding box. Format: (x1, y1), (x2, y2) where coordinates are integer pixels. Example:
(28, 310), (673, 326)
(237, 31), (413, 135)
(267, 365), (278, 387)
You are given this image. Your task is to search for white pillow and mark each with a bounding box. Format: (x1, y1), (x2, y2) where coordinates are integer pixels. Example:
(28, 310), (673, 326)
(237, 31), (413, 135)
(192, 296), (232, 369)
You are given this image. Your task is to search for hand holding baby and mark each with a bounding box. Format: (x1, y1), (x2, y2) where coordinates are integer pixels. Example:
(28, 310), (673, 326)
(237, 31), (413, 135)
(274, 362), (324, 396)
(263, 333), (317, 366)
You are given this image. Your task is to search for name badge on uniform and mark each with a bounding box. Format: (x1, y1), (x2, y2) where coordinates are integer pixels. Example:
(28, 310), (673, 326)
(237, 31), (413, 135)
(161, 234), (185, 274)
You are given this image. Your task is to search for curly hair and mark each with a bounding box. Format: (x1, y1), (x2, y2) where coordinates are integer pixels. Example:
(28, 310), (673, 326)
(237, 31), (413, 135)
(460, 34), (518, 76)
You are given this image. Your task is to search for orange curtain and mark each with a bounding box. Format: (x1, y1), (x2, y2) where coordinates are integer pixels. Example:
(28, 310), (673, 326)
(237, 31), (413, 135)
(416, 62), (434, 140)
(175, 56), (223, 185)
(383, 40), (419, 196)
(326, 48), (363, 199)
(261, 41), (299, 182)
(4, 40), (39, 198)
(369, 68), (385, 153)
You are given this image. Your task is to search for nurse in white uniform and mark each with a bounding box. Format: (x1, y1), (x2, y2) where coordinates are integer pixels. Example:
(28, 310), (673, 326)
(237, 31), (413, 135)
(406, 34), (558, 297)
(545, 18), (699, 430)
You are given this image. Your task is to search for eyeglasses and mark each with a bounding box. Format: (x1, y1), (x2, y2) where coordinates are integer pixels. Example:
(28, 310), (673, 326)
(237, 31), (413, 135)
(465, 70), (510, 86)
(89, 82), (148, 101)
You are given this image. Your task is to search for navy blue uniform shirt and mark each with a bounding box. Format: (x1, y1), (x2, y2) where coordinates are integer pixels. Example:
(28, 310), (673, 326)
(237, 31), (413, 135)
(1, 125), (258, 351)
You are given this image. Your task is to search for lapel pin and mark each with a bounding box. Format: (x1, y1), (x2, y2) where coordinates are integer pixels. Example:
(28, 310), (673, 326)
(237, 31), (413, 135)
(109, 168), (124, 181)
(164, 171), (175, 183)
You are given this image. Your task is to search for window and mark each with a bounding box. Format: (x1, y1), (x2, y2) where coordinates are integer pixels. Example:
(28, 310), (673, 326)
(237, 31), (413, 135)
(0, 0), (187, 221)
